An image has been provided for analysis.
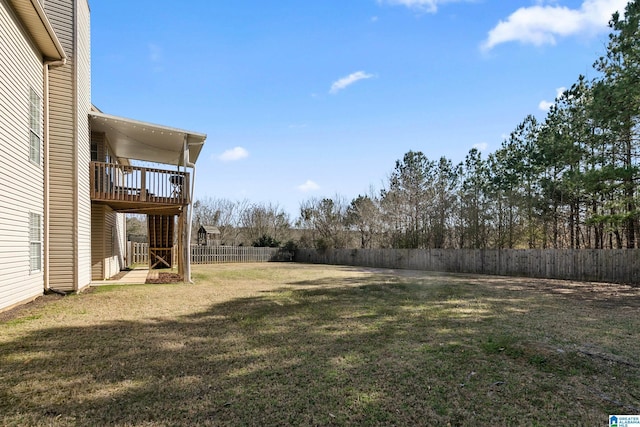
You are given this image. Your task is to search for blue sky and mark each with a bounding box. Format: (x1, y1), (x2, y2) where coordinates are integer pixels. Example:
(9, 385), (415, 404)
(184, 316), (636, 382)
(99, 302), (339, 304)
(90, 0), (629, 219)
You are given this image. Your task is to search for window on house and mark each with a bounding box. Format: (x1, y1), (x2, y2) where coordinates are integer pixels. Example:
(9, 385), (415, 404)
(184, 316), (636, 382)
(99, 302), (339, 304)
(29, 88), (42, 164)
(91, 141), (98, 161)
(29, 213), (42, 272)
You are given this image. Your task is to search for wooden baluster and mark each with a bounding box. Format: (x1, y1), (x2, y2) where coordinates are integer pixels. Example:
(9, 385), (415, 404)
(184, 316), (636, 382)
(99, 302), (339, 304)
(140, 167), (147, 202)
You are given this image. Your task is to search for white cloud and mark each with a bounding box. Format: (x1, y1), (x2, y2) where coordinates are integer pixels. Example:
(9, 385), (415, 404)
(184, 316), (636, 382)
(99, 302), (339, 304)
(330, 71), (374, 94)
(297, 180), (320, 192)
(538, 86), (567, 111)
(148, 43), (164, 72)
(482, 0), (628, 51)
(377, 0), (470, 13)
(149, 43), (162, 62)
(218, 147), (249, 162)
(473, 142), (488, 151)
(538, 100), (555, 111)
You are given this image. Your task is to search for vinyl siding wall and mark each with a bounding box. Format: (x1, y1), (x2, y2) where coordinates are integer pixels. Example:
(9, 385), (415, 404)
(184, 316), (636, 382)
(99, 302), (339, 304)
(90, 132), (127, 280)
(46, 0), (91, 292)
(90, 205), (124, 280)
(75, 0), (91, 288)
(111, 210), (127, 278)
(90, 205), (105, 279)
(0, 0), (46, 311)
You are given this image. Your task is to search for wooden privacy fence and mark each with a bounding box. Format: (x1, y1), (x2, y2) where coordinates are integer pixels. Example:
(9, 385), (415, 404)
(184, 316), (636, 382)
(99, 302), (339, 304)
(191, 246), (282, 264)
(296, 248), (640, 285)
(127, 243), (284, 266)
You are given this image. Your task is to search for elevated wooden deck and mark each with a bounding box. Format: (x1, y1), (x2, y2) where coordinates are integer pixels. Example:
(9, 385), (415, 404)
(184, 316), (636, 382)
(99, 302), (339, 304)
(90, 161), (189, 215)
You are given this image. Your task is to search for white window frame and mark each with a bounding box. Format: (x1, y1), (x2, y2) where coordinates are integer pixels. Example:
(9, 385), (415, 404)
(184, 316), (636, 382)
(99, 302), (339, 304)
(29, 212), (42, 272)
(29, 88), (42, 165)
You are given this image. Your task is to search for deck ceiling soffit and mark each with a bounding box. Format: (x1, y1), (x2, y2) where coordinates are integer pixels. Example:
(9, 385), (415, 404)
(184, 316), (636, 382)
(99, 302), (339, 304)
(89, 111), (206, 166)
(8, 0), (66, 60)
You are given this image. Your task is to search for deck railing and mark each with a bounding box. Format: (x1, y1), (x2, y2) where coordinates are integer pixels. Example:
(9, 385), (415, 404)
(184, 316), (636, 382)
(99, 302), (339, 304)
(90, 161), (189, 205)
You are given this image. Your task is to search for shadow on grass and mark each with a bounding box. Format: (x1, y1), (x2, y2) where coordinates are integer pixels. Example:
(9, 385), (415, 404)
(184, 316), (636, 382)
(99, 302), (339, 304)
(0, 276), (636, 426)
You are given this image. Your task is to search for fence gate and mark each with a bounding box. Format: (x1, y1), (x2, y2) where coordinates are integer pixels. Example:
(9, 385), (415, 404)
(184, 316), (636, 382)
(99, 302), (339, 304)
(147, 215), (174, 269)
(127, 241), (149, 265)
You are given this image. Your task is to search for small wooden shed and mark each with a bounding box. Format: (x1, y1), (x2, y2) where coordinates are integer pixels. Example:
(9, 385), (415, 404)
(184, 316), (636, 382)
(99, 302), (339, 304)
(198, 225), (221, 246)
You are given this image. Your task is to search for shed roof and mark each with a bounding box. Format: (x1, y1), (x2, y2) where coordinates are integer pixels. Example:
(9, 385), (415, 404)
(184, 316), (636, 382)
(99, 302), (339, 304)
(89, 110), (207, 166)
(199, 225), (220, 235)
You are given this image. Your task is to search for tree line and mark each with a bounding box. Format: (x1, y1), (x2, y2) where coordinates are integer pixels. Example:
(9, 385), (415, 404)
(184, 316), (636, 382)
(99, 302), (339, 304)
(191, 198), (293, 247)
(194, 2), (640, 250)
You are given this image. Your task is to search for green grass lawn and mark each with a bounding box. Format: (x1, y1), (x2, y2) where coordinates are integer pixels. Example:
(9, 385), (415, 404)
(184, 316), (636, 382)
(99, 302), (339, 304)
(1, 263), (638, 426)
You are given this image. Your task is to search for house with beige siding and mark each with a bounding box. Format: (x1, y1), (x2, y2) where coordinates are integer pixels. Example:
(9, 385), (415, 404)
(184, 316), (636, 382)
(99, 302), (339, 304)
(0, 0), (206, 312)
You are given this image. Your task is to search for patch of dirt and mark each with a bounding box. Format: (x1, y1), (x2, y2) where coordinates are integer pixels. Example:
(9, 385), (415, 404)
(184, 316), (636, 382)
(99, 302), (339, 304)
(145, 273), (183, 284)
(0, 293), (64, 323)
(481, 275), (640, 309)
(0, 286), (102, 323)
(359, 267), (640, 309)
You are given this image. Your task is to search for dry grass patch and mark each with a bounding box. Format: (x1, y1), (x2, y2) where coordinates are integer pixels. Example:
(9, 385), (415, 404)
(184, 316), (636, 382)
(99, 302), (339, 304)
(1, 263), (639, 426)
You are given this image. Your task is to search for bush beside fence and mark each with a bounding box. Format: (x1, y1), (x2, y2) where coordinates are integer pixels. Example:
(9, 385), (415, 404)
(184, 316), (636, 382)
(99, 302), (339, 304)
(295, 248), (640, 285)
